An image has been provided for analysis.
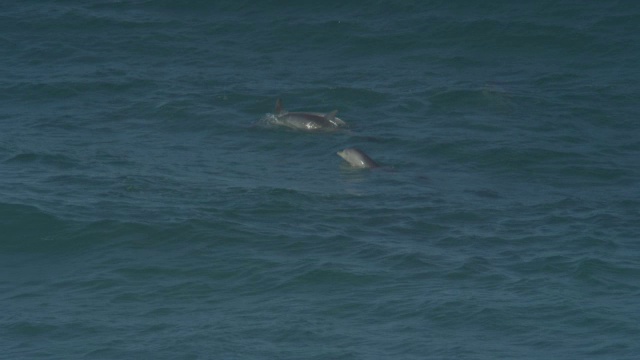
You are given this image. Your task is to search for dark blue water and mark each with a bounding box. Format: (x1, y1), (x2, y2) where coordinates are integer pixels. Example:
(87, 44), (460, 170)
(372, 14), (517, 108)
(2, 1), (639, 359)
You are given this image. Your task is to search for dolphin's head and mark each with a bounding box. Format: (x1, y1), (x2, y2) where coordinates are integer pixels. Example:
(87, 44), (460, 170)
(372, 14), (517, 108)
(337, 148), (379, 168)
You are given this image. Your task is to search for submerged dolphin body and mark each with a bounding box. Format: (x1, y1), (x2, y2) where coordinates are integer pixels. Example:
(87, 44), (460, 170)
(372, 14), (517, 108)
(272, 98), (346, 131)
(337, 148), (379, 169)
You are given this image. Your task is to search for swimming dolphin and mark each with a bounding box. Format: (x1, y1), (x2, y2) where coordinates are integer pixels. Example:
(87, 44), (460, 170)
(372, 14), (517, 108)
(337, 148), (379, 168)
(272, 98), (347, 131)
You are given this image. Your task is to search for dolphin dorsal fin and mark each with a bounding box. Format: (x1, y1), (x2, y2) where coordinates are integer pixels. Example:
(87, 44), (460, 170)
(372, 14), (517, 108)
(325, 110), (338, 120)
(275, 98), (285, 115)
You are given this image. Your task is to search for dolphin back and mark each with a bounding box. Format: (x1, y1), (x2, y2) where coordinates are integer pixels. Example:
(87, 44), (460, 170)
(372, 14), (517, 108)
(271, 98), (347, 131)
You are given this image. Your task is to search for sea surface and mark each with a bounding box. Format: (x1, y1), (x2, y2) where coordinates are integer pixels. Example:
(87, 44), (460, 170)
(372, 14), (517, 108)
(1, 1), (639, 359)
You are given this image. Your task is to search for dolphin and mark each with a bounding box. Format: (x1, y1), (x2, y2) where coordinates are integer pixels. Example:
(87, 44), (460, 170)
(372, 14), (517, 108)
(337, 148), (379, 168)
(271, 98), (347, 131)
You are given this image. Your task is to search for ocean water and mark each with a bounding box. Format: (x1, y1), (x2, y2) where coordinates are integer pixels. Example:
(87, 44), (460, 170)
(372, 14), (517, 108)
(2, 1), (639, 359)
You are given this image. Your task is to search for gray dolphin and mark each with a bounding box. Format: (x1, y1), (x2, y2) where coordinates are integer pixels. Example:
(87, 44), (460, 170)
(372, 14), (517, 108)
(272, 98), (347, 131)
(337, 148), (379, 168)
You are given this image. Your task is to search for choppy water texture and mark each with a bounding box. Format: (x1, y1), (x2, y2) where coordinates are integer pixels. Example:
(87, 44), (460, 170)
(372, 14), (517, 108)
(2, 1), (640, 359)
